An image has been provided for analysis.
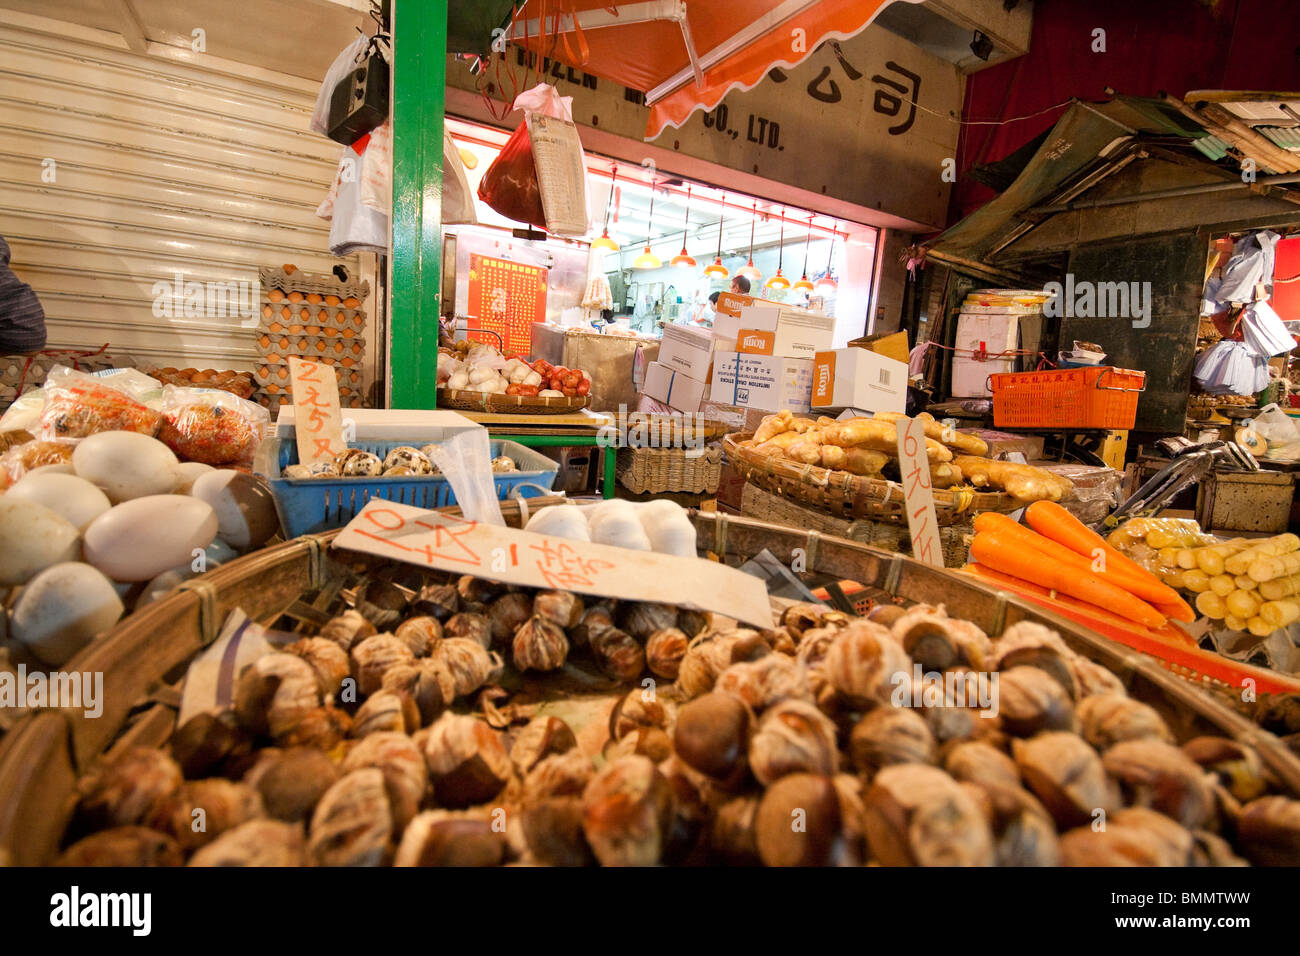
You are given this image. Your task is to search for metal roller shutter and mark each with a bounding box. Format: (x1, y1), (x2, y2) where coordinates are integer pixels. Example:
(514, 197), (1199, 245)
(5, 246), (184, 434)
(0, 12), (360, 375)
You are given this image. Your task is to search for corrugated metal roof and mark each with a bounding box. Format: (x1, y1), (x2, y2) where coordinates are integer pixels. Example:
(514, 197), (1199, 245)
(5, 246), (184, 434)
(1260, 126), (1300, 151)
(1192, 135), (1232, 161)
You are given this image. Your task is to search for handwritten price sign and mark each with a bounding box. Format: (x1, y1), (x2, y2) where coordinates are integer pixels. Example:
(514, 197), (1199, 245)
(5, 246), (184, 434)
(288, 356), (345, 465)
(895, 416), (944, 568)
(333, 500), (773, 627)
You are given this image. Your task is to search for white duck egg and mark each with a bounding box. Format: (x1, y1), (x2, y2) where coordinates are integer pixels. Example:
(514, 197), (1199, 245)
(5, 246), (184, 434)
(6, 472), (111, 530)
(173, 461), (215, 494)
(73, 431), (179, 503)
(12, 561), (124, 666)
(83, 495), (218, 582)
(0, 497), (81, 586)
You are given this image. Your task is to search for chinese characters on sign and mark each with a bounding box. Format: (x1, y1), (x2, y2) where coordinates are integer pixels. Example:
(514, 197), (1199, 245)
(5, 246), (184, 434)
(288, 356), (345, 465)
(896, 416), (944, 568)
(466, 253), (548, 355)
(333, 500), (773, 627)
(769, 42), (921, 134)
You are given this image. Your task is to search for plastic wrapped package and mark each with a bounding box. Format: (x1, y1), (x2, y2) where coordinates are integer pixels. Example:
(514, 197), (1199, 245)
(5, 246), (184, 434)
(1031, 463), (1122, 525)
(38, 366), (162, 439)
(0, 439), (75, 487)
(157, 386), (270, 466)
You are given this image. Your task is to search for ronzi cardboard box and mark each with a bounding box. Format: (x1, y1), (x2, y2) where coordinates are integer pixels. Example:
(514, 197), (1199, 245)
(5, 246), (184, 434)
(642, 360), (708, 412)
(811, 348), (908, 413)
(656, 322), (714, 381)
(741, 304), (835, 360)
(712, 292), (778, 341)
(711, 352), (814, 413)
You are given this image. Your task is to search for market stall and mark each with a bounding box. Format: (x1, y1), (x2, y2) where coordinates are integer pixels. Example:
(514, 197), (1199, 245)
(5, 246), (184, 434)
(2, 0), (1300, 881)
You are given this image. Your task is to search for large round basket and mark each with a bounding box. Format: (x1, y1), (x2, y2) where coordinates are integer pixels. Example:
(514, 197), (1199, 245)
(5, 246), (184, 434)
(724, 433), (1021, 525)
(436, 387), (589, 414)
(2, 501), (1298, 865)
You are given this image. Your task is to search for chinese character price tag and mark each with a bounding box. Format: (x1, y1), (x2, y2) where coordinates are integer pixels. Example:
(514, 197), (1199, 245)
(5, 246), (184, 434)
(288, 356), (346, 465)
(896, 416), (944, 568)
(334, 500), (773, 627)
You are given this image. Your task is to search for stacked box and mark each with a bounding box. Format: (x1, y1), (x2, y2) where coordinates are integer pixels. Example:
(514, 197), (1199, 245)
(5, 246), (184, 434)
(254, 266), (370, 410)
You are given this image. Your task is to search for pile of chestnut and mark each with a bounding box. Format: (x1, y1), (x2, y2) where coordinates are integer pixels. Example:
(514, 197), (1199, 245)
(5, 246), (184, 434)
(53, 571), (1300, 866)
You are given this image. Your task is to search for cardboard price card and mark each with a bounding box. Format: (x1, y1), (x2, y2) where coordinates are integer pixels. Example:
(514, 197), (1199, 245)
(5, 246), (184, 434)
(333, 500), (773, 628)
(288, 356), (346, 465)
(895, 416), (944, 568)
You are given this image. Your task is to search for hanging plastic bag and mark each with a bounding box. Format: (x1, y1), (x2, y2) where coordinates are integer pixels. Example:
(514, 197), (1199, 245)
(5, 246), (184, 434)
(1241, 300), (1296, 357)
(478, 83), (586, 233)
(311, 36), (367, 137)
(443, 130), (478, 226)
(422, 429), (505, 526)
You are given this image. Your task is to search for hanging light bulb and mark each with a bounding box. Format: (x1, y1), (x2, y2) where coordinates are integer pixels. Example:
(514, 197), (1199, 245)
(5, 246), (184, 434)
(703, 191), (729, 278)
(793, 215), (816, 292)
(633, 174), (662, 270)
(670, 185), (697, 268)
(764, 208), (790, 291)
(815, 229), (839, 291)
(591, 164), (620, 252)
(737, 202), (762, 282)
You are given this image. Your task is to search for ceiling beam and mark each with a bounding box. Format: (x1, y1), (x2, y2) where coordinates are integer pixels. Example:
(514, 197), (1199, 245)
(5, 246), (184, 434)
(109, 0), (148, 54)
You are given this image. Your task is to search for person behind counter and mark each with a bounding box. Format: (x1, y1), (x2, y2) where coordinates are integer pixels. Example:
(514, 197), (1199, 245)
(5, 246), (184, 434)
(0, 236), (47, 354)
(730, 275), (750, 296)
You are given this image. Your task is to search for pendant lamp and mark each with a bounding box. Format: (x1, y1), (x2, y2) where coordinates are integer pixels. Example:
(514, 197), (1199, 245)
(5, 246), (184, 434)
(736, 203), (762, 282)
(793, 216), (816, 292)
(633, 175), (662, 270)
(764, 208), (790, 291)
(670, 185), (697, 268)
(815, 230), (839, 291)
(591, 164), (620, 252)
(703, 192), (729, 278)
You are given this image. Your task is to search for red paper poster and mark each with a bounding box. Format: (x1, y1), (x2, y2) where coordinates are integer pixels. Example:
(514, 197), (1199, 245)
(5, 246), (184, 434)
(1272, 236), (1300, 322)
(466, 253), (548, 355)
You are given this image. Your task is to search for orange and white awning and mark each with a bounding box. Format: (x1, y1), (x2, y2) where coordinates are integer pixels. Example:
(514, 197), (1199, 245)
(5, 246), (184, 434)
(507, 0), (922, 139)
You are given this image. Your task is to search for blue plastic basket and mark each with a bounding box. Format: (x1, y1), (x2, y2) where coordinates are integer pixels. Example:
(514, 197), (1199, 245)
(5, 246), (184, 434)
(255, 438), (559, 537)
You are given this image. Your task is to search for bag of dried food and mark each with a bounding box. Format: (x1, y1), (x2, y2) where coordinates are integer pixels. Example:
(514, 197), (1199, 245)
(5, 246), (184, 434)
(38, 365), (162, 440)
(0, 438), (75, 487)
(157, 386), (270, 466)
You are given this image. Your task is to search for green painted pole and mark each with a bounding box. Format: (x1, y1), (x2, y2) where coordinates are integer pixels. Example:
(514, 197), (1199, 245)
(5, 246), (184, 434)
(390, 0), (447, 409)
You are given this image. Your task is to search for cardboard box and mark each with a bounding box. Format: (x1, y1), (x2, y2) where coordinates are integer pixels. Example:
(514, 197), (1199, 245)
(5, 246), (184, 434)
(710, 352), (813, 413)
(699, 400), (772, 434)
(713, 291), (780, 319)
(848, 330), (910, 365)
(712, 297), (777, 342)
(739, 304), (835, 360)
(736, 329), (775, 355)
(642, 361), (708, 412)
(810, 348), (908, 413)
(657, 323), (714, 381)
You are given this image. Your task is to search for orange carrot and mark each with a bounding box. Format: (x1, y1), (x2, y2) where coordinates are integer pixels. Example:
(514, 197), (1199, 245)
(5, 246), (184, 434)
(1025, 500), (1167, 586)
(966, 563), (1176, 636)
(970, 530), (1167, 629)
(974, 512), (1181, 606)
(1153, 597), (1197, 623)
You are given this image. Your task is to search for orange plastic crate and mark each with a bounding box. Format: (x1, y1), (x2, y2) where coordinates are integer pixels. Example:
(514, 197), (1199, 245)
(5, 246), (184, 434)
(990, 366), (1145, 429)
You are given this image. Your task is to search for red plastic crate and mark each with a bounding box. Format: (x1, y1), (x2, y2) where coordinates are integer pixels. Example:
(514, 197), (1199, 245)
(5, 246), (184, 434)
(990, 366), (1145, 429)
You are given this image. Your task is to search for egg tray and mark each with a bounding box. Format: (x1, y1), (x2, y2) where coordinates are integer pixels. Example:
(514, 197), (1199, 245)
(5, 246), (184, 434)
(259, 265), (370, 301)
(256, 382), (365, 401)
(256, 333), (366, 361)
(256, 364), (363, 389)
(259, 303), (367, 332)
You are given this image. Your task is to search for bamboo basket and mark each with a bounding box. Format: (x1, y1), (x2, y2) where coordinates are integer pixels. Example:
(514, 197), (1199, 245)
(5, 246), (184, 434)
(740, 481), (972, 566)
(724, 433), (1020, 525)
(617, 446), (723, 494)
(3, 501), (1299, 865)
(436, 387), (589, 415)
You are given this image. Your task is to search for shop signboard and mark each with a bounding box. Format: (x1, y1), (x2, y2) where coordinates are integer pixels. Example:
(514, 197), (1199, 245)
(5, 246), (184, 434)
(448, 24), (961, 229)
